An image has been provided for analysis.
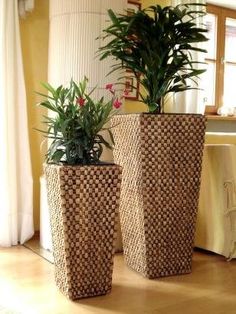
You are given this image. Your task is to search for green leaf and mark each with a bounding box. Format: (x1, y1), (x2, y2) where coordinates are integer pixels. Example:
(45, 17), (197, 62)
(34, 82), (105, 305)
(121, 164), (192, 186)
(41, 82), (57, 97)
(148, 103), (159, 113)
(37, 101), (58, 113)
(36, 91), (55, 101)
(107, 129), (115, 146)
(96, 134), (113, 150)
(108, 9), (120, 25)
(51, 150), (65, 163)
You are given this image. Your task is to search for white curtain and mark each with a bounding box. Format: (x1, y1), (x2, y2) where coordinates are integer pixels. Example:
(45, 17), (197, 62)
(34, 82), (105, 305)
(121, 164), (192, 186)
(169, 0), (207, 114)
(0, 0), (34, 246)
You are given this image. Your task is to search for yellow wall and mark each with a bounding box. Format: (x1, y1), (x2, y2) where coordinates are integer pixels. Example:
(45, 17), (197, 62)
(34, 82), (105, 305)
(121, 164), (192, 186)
(142, 0), (170, 8)
(20, 0), (49, 230)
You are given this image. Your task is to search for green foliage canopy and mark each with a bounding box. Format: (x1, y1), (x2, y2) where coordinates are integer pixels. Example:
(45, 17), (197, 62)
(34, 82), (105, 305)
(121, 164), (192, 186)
(99, 4), (208, 113)
(37, 78), (120, 165)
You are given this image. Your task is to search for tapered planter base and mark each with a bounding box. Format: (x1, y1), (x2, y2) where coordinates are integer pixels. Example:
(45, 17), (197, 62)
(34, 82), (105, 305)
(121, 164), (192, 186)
(45, 164), (122, 299)
(112, 113), (206, 278)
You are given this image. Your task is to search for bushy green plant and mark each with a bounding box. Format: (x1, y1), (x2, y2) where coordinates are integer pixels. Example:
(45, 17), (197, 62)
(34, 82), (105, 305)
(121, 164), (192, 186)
(99, 4), (208, 113)
(37, 78), (122, 165)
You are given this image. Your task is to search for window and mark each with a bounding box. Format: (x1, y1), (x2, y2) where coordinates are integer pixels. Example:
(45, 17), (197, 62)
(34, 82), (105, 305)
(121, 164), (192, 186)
(204, 4), (236, 114)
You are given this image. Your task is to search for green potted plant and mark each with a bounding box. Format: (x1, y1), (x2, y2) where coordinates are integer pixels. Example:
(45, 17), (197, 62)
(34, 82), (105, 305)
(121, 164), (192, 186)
(99, 4), (208, 278)
(38, 77), (122, 300)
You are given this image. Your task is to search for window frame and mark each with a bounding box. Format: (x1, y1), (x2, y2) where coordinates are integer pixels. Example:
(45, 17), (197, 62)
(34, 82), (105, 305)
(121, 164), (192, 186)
(205, 4), (236, 114)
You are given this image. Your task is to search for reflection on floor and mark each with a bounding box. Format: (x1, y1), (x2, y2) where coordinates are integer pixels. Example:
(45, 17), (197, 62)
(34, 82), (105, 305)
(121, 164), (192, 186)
(24, 234), (54, 263)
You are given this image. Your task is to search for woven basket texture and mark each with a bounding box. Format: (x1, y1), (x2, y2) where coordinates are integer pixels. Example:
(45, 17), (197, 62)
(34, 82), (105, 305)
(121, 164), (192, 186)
(44, 164), (122, 300)
(111, 113), (206, 278)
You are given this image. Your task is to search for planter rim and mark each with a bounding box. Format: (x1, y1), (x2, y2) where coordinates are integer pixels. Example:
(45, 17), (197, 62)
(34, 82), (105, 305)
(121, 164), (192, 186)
(114, 112), (205, 117)
(44, 162), (120, 168)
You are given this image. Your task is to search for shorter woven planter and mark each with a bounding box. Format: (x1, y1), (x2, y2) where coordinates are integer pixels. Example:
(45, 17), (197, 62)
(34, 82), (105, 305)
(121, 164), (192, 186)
(44, 163), (122, 300)
(112, 113), (206, 279)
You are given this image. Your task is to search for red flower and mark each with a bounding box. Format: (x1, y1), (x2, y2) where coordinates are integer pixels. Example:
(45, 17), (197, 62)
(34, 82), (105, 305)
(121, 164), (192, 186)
(76, 97), (85, 107)
(105, 83), (113, 91)
(123, 89), (130, 96)
(105, 83), (115, 95)
(113, 98), (122, 109)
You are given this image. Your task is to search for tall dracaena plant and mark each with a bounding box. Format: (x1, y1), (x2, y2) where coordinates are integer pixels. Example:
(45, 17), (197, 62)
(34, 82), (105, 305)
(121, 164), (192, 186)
(99, 4), (208, 113)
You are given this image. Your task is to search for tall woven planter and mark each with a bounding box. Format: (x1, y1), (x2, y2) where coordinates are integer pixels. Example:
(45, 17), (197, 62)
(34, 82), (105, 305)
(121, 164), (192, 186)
(44, 164), (122, 300)
(111, 113), (206, 279)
